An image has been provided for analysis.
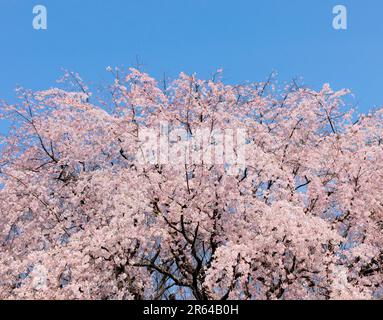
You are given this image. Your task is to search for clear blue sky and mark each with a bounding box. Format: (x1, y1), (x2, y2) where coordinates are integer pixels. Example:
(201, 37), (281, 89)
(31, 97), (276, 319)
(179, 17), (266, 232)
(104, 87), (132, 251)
(0, 0), (382, 128)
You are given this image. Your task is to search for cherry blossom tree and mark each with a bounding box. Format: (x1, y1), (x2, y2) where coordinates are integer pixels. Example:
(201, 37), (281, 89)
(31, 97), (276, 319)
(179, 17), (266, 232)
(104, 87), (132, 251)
(0, 68), (382, 300)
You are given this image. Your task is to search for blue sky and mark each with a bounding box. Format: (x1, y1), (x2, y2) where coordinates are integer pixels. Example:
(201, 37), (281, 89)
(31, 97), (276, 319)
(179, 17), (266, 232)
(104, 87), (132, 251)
(0, 0), (382, 127)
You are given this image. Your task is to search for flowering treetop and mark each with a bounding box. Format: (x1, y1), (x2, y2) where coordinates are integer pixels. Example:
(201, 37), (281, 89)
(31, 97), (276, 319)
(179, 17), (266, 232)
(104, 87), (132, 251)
(0, 68), (382, 300)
